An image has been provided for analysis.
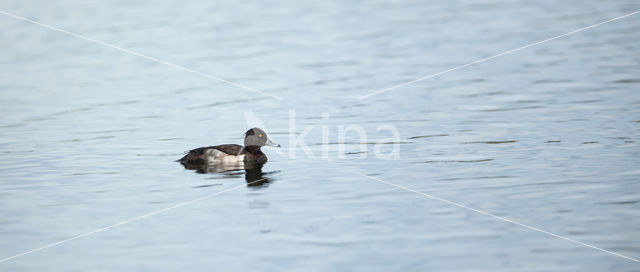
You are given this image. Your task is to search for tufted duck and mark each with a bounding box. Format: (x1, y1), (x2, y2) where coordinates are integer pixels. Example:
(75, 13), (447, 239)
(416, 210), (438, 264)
(177, 127), (280, 166)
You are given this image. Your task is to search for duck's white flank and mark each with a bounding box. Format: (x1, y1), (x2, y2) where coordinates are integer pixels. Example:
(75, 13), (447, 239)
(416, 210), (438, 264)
(205, 149), (245, 164)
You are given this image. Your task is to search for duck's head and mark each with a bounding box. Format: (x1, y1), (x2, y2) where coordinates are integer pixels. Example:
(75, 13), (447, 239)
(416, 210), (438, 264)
(244, 127), (280, 147)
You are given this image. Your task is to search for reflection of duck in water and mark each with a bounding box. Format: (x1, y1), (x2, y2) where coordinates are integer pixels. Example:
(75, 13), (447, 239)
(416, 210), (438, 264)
(181, 162), (275, 186)
(244, 165), (273, 186)
(177, 128), (280, 186)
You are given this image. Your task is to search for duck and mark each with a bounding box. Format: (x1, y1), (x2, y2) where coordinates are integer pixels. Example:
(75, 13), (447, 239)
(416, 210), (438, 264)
(177, 127), (280, 166)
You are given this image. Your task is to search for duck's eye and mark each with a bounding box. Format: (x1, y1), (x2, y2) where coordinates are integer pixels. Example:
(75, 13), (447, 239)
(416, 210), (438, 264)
(258, 134), (263, 137)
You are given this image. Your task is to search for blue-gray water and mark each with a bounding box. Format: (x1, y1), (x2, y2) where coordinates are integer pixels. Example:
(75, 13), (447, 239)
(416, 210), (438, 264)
(1, 0), (640, 271)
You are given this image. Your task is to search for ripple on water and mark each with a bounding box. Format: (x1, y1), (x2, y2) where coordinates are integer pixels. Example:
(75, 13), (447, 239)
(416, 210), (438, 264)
(408, 134), (449, 139)
(413, 159), (494, 163)
(463, 140), (517, 144)
(186, 97), (271, 110)
(482, 106), (544, 112)
(612, 79), (640, 84)
(344, 151), (366, 155)
(314, 141), (414, 145)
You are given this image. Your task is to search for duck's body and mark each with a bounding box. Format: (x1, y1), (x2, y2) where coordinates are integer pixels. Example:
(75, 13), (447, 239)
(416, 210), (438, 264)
(177, 128), (278, 167)
(177, 144), (267, 165)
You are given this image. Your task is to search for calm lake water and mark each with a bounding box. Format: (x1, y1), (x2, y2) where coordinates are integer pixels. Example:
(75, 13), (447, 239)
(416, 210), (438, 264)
(1, 0), (639, 271)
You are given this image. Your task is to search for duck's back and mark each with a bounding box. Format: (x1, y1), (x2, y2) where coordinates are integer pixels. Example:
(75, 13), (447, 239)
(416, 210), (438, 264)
(178, 144), (244, 165)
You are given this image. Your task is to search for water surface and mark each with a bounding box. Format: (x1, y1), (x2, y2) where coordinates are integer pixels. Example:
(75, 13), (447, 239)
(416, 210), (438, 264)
(1, 0), (639, 271)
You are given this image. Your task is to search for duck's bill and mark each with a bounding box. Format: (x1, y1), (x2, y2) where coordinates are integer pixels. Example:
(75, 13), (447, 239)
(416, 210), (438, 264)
(266, 139), (281, 147)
